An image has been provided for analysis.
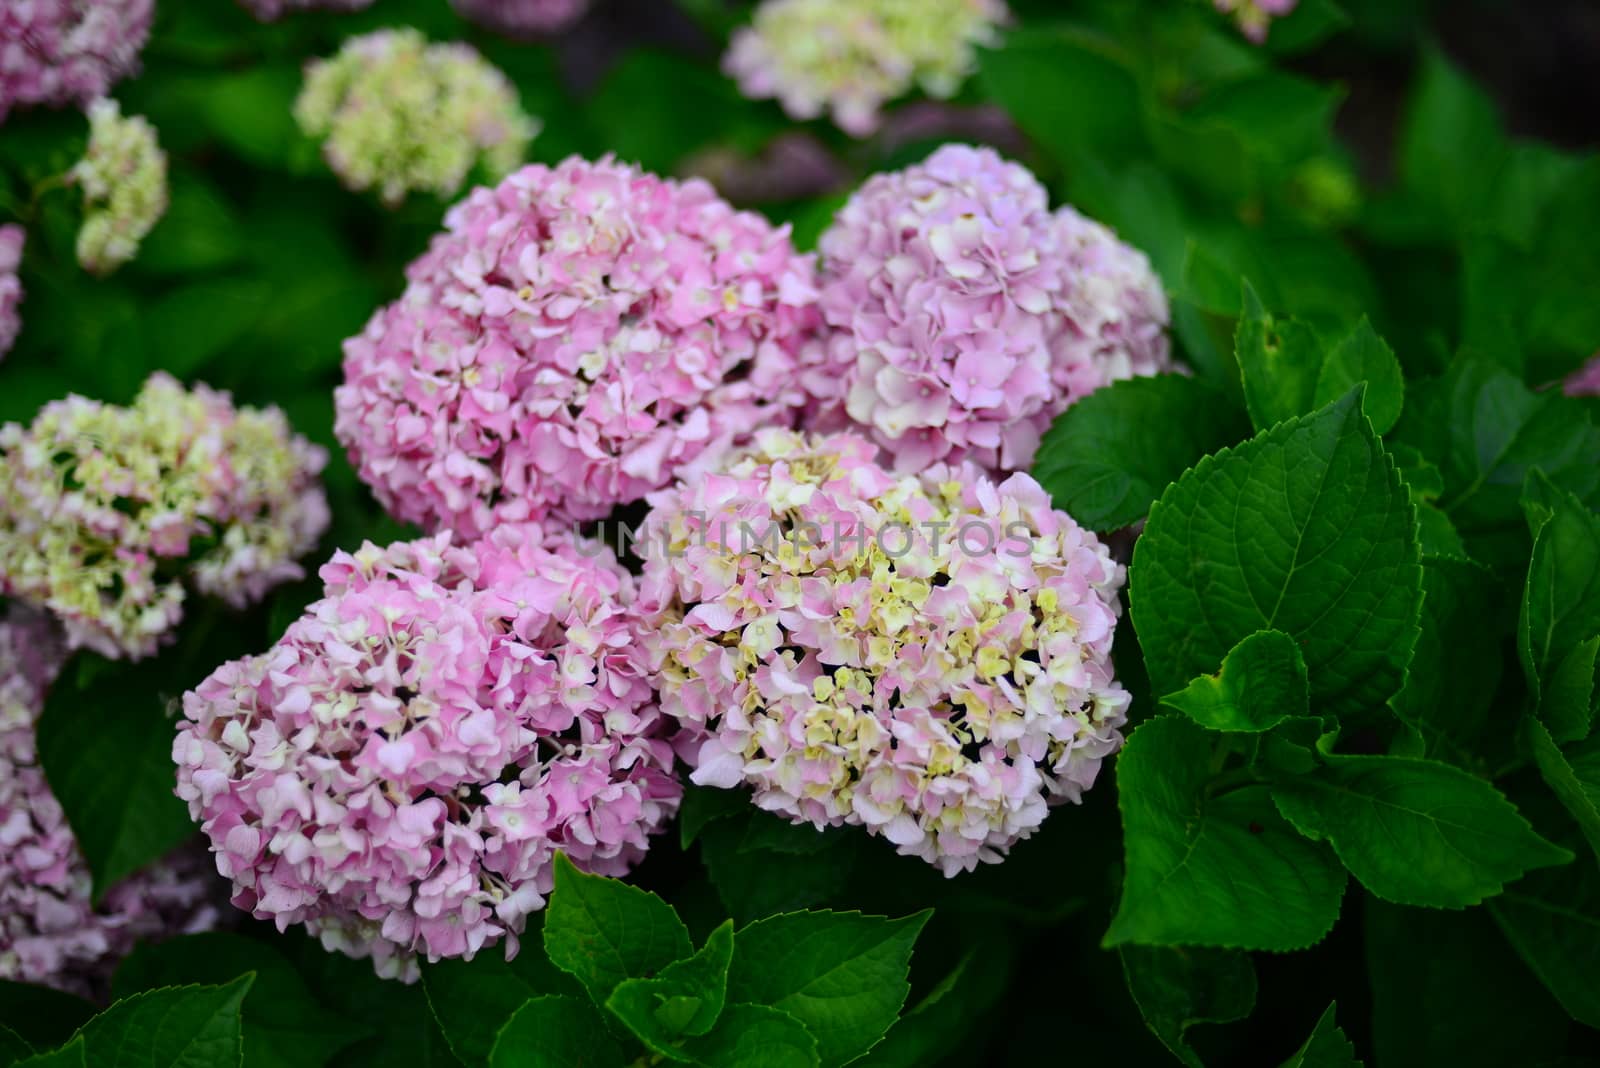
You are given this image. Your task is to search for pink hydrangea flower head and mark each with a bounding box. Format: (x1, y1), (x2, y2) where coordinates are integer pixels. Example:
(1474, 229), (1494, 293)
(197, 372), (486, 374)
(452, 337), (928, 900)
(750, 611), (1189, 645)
(0, 0), (154, 123)
(1, 606), (218, 997)
(0, 225), (23, 360)
(724, 0), (1009, 137)
(336, 155), (825, 538)
(1564, 354), (1600, 397)
(0, 373), (331, 660)
(174, 526), (681, 981)
(236, 0), (375, 21)
(1212, 0), (1298, 42)
(451, 0), (590, 37)
(813, 144), (1171, 474)
(638, 429), (1130, 875)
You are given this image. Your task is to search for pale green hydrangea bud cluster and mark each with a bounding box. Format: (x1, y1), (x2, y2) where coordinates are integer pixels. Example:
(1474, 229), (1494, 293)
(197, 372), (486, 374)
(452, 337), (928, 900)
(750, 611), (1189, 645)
(0, 373), (331, 661)
(294, 29), (539, 206)
(70, 98), (168, 276)
(724, 0), (1009, 137)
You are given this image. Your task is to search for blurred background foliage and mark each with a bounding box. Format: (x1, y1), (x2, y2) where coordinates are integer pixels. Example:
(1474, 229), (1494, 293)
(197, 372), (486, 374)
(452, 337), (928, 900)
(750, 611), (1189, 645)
(2, 0), (1599, 1062)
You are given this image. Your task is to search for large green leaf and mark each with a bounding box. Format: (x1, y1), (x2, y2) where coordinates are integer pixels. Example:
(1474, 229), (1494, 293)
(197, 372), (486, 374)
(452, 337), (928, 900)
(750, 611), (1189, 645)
(1160, 629), (1308, 732)
(607, 922), (735, 1061)
(113, 934), (368, 1068)
(1397, 48), (1507, 235)
(1271, 754), (1572, 907)
(1520, 473), (1600, 731)
(71, 977), (253, 1068)
(1106, 716), (1346, 950)
(1032, 374), (1250, 533)
(1120, 946), (1256, 1068)
(486, 996), (624, 1068)
(677, 1005), (817, 1068)
(851, 945), (1013, 1068)
(542, 854), (693, 1008)
(1130, 391), (1422, 721)
(1526, 719), (1600, 863)
(725, 911), (928, 1068)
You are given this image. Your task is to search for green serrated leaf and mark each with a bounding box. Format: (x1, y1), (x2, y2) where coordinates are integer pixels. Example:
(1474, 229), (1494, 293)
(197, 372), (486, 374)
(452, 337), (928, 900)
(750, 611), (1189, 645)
(1388, 559), (1503, 766)
(1271, 755), (1572, 907)
(1313, 318), (1403, 434)
(1106, 716), (1346, 950)
(607, 922), (734, 1060)
(487, 996), (624, 1068)
(1235, 280), (1325, 432)
(1121, 945), (1256, 1068)
(725, 911), (928, 1068)
(421, 914), (582, 1068)
(542, 853), (693, 1008)
(1161, 629), (1308, 732)
(1032, 374), (1250, 533)
(113, 933), (368, 1068)
(1489, 862), (1600, 1029)
(698, 812), (863, 923)
(1131, 390), (1422, 722)
(1520, 472), (1600, 729)
(1393, 354), (1600, 564)
(15, 1038), (84, 1068)
(679, 1005), (818, 1068)
(72, 977), (253, 1068)
(1526, 718), (1600, 863)
(1278, 1002), (1360, 1067)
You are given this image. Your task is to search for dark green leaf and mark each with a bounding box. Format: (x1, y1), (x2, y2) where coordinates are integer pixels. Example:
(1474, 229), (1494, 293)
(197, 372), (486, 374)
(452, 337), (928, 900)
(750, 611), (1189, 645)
(1526, 719), (1600, 863)
(1161, 629), (1309, 732)
(1032, 374), (1250, 532)
(1388, 559), (1503, 766)
(679, 1005), (818, 1068)
(1271, 754), (1573, 906)
(1397, 48), (1506, 234)
(542, 853), (693, 1008)
(14, 1039), (85, 1068)
(487, 996), (624, 1068)
(1278, 1003), (1360, 1068)
(977, 28), (1146, 167)
(113, 933), (368, 1068)
(0, 985), (95, 1052)
(1131, 391), (1422, 721)
(725, 911), (928, 1068)
(1121, 946), (1256, 1068)
(1489, 862), (1600, 1029)
(850, 945), (1013, 1068)
(73, 977), (253, 1068)
(607, 922), (734, 1059)
(1313, 318), (1403, 435)
(1235, 280), (1325, 432)
(1520, 472), (1600, 730)
(1106, 716), (1346, 950)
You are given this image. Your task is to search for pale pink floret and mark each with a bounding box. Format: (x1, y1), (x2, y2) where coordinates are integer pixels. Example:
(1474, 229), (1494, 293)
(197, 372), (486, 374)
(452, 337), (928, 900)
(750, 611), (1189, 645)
(0, 606), (217, 997)
(812, 144), (1171, 475)
(450, 0), (589, 36)
(336, 155), (825, 538)
(640, 429), (1130, 876)
(0, 0), (153, 122)
(0, 226), (22, 360)
(174, 527), (681, 981)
